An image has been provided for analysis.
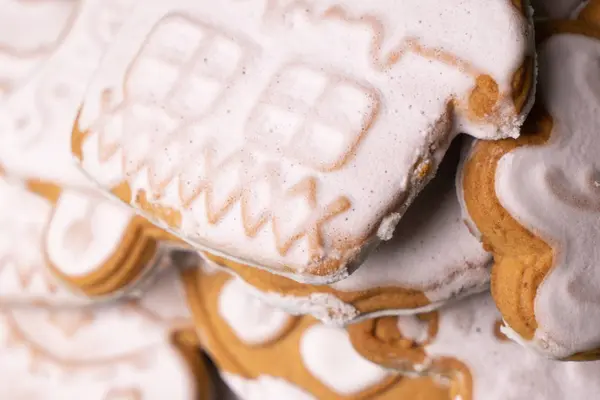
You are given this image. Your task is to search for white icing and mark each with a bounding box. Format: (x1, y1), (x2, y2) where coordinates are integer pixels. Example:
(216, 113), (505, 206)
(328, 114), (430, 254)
(0, 0), (80, 100)
(396, 315), (430, 345)
(218, 279), (291, 345)
(495, 34), (600, 357)
(530, 0), (587, 18)
(299, 325), (389, 395)
(45, 189), (134, 277)
(76, 0), (532, 282)
(0, 0), (134, 185)
(424, 293), (600, 400)
(200, 147), (491, 324)
(222, 373), (315, 400)
(0, 177), (86, 305)
(330, 149), (492, 301)
(0, 271), (199, 400)
(0, 174), (157, 305)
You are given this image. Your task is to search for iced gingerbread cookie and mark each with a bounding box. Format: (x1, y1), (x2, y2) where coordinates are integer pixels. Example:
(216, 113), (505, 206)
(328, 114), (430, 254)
(0, 267), (213, 399)
(72, 0), (534, 284)
(460, 21), (600, 359)
(349, 293), (600, 400)
(183, 264), (451, 400)
(204, 142), (491, 324)
(0, 0), (135, 185)
(0, 171), (180, 304)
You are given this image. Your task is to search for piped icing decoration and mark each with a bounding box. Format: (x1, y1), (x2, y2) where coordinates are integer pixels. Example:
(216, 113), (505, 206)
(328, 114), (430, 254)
(203, 143), (491, 324)
(0, 0), (135, 185)
(462, 21), (600, 359)
(72, 0), (534, 283)
(0, 269), (210, 400)
(0, 172), (174, 303)
(183, 263), (451, 400)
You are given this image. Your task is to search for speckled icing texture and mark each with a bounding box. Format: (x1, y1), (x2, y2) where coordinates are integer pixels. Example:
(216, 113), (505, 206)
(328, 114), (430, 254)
(412, 293), (600, 400)
(74, 0), (533, 283)
(495, 33), (600, 358)
(0, 269), (202, 400)
(0, 0), (134, 185)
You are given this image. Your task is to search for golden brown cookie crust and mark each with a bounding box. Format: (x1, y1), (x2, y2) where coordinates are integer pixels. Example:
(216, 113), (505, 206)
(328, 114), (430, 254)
(348, 313), (475, 400)
(461, 21), (600, 360)
(204, 252), (432, 315)
(183, 269), (451, 400)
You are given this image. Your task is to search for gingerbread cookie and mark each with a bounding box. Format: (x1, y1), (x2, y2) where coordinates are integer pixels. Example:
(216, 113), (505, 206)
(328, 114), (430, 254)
(72, 0), (534, 284)
(0, 266), (212, 399)
(461, 21), (600, 359)
(349, 293), (600, 400)
(0, 171), (180, 303)
(203, 142), (491, 324)
(183, 262), (451, 400)
(0, 0), (135, 185)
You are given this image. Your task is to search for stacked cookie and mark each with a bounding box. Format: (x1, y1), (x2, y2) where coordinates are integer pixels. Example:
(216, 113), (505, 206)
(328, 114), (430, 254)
(2, 0), (600, 399)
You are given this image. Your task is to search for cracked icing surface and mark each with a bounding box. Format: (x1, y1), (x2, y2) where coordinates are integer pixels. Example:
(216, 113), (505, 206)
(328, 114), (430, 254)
(73, 0), (533, 283)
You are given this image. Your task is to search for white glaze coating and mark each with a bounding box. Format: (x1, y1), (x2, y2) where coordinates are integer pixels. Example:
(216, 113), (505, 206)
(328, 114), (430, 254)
(0, 177), (84, 305)
(0, 271), (201, 400)
(0, 0), (134, 185)
(205, 150), (491, 324)
(46, 189), (133, 277)
(0, 0), (80, 100)
(222, 373), (316, 400)
(329, 148), (492, 300)
(218, 278), (292, 345)
(413, 293), (600, 400)
(299, 324), (389, 395)
(495, 34), (600, 358)
(0, 174), (155, 305)
(75, 0), (532, 283)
